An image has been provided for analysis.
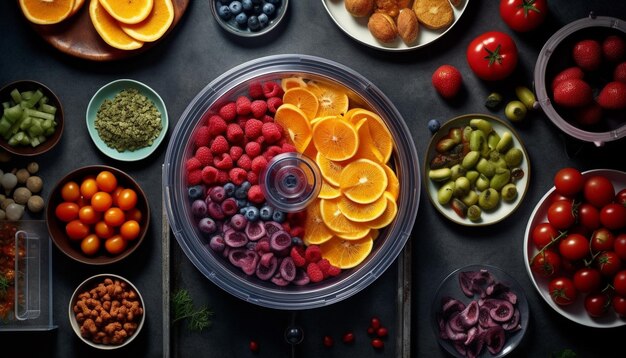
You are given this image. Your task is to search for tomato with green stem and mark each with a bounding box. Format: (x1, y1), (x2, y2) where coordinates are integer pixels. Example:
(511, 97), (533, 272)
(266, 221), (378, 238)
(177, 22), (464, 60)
(500, 0), (548, 32)
(591, 228), (615, 253)
(466, 31), (518, 81)
(547, 200), (576, 230)
(559, 233), (589, 261)
(549, 277), (577, 306)
(532, 222), (559, 249)
(595, 251), (622, 276)
(531, 250), (561, 278)
(584, 292), (610, 317)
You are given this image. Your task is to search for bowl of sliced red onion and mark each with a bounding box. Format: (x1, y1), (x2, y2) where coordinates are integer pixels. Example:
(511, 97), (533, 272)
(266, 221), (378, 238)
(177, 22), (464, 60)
(431, 264), (529, 358)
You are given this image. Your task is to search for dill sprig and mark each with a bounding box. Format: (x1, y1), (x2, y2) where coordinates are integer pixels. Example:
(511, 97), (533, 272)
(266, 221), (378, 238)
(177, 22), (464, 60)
(172, 289), (212, 332)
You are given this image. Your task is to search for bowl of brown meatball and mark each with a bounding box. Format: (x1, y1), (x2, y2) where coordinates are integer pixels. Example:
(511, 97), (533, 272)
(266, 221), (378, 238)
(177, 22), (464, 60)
(68, 273), (145, 349)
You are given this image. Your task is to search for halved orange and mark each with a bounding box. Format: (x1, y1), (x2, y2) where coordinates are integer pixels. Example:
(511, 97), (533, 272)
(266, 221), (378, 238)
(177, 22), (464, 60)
(303, 199), (334, 245)
(312, 117), (358, 161)
(319, 235), (374, 269)
(338, 192), (388, 222)
(19, 0), (75, 25)
(312, 84), (349, 117)
(318, 180), (341, 199)
(274, 103), (312, 153)
(383, 164), (400, 201)
(281, 77), (308, 92)
(98, 0), (153, 24)
(315, 151), (347, 187)
(319, 198), (369, 234)
(119, 0), (173, 42)
(366, 192), (398, 229)
(282, 87), (319, 121)
(90, 0), (144, 50)
(339, 159), (388, 204)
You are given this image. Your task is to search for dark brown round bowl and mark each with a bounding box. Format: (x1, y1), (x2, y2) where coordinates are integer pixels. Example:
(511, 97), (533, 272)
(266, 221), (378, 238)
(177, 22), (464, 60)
(46, 165), (150, 265)
(0, 80), (64, 156)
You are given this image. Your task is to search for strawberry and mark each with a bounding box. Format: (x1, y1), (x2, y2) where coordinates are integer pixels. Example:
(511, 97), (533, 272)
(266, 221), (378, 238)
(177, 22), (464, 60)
(552, 78), (593, 108)
(575, 102), (603, 127)
(431, 65), (462, 99)
(596, 81), (626, 110)
(602, 35), (626, 62)
(572, 39), (602, 71)
(551, 66), (584, 91)
(614, 62), (626, 83)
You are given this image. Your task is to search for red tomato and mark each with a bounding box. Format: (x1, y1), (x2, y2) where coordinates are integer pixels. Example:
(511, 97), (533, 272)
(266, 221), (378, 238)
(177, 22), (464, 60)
(548, 277), (577, 306)
(466, 31), (518, 81)
(553, 167), (584, 197)
(104, 235), (127, 255)
(95, 171), (118, 193)
(80, 234), (101, 256)
(578, 203), (600, 231)
(614, 234), (626, 260)
(80, 178), (99, 200)
(55, 202), (80, 222)
(559, 233), (589, 261)
(614, 270), (626, 296)
(595, 251), (622, 276)
(584, 292), (609, 317)
(499, 0), (548, 32)
(584, 176), (615, 208)
(591, 228), (615, 253)
(616, 189), (626, 206)
(600, 203), (626, 230)
(65, 220), (90, 241)
(61, 181), (81, 202)
(117, 189), (138, 211)
(613, 296), (626, 316)
(573, 267), (602, 293)
(532, 222), (559, 249)
(531, 250), (561, 278)
(547, 200), (576, 230)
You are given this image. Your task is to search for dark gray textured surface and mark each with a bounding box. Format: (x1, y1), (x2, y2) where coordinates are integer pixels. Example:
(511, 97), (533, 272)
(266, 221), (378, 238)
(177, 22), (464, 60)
(1, 1), (626, 357)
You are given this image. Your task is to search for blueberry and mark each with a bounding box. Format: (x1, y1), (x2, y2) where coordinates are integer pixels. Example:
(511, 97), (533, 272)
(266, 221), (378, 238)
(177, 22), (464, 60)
(217, 5), (232, 20)
(235, 12), (248, 26)
(259, 205), (274, 221)
(242, 0), (253, 11)
(241, 181), (252, 191)
(229, 1), (242, 14)
(262, 3), (275, 15)
(236, 198), (249, 208)
(428, 119), (441, 133)
(234, 187), (248, 199)
(223, 182), (236, 197)
(188, 185), (204, 200)
(291, 236), (303, 246)
(244, 206), (260, 221)
(272, 210), (285, 223)
(258, 13), (269, 27)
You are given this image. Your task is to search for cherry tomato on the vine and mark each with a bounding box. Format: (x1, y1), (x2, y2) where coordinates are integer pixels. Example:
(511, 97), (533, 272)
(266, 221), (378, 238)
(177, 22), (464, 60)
(616, 189), (626, 206)
(600, 203), (626, 230)
(549, 277), (577, 306)
(532, 222), (559, 249)
(591, 228), (615, 253)
(613, 296), (626, 316)
(578, 203), (600, 231)
(531, 250), (561, 278)
(595, 251), (622, 276)
(584, 292), (610, 318)
(547, 200), (576, 230)
(466, 31), (518, 81)
(499, 0), (548, 32)
(614, 234), (626, 261)
(572, 267), (602, 294)
(613, 270), (626, 297)
(584, 176), (615, 208)
(559, 233), (589, 261)
(553, 167), (584, 198)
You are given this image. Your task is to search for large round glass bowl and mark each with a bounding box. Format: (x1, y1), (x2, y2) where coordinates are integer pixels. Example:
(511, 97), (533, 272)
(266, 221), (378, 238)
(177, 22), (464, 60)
(163, 54), (420, 310)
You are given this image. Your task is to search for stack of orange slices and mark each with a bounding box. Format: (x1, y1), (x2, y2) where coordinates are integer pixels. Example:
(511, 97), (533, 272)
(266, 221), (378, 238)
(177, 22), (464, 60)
(277, 77), (401, 270)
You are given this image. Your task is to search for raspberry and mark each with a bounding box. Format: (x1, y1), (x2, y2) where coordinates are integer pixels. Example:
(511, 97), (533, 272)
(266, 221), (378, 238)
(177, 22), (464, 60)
(244, 118), (263, 139)
(217, 170), (229, 184)
(255, 239), (270, 253)
(237, 154), (252, 171)
(185, 157), (202, 172)
(290, 225), (305, 238)
(194, 126), (211, 147)
(195, 146), (213, 166)
(226, 123), (245, 144)
(187, 169), (202, 185)
(262, 114), (274, 123)
(327, 265), (341, 277)
(213, 153), (234, 170)
(247, 171), (259, 184)
(317, 258), (331, 278)
(245, 141), (262, 157)
(307, 262), (324, 283)
(255, 135), (266, 145)
(207, 115), (227, 136)
(290, 246), (307, 267)
(262, 122), (282, 143)
(201, 166), (218, 185)
(229, 146), (243, 161)
(266, 96), (283, 113)
(262, 81), (284, 98)
(262, 145), (282, 161)
(235, 96), (251, 115)
(281, 222), (291, 233)
(210, 135), (229, 154)
(305, 245), (322, 263)
(229, 168), (248, 185)
(251, 156), (268, 174)
(281, 142), (297, 153)
(237, 116), (248, 128)
(218, 102), (237, 121)
(247, 184), (265, 204)
(248, 81), (264, 99)
(250, 100), (268, 118)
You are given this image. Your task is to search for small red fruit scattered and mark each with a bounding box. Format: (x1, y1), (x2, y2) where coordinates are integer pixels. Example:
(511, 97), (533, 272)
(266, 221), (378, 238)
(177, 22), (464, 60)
(249, 340), (259, 353)
(603, 35), (626, 62)
(596, 81), (626, 110)
(323, 335), (334, 348)
(552, 78), (593, 108)
(431, 65), (463, 99)
(572, 39), (602, 71)
(371, 338), (385, 349)
(376, 327), (388, 337)
(342, 331), (355, 344)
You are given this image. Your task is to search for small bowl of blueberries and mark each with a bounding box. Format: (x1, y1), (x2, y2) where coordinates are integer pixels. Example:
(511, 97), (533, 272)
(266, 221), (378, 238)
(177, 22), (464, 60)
(212, 0), (288, 37)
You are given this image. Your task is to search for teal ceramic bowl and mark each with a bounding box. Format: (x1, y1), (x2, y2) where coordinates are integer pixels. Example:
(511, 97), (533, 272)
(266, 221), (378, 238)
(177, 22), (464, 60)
(86, 79), (168, 161)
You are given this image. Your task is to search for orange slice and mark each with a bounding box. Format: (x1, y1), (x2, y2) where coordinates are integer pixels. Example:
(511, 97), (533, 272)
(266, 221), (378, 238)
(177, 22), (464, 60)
(282, 87), (319, 121)
(336, 227), (371, 240)
(70, 0), (85, 16)
(353, 117), (384, 163)
(302, 199), (334, 245)
(90, 0), (144, 50)
(19, 0), (75, 25)
(312, 84), (350, 117)
(98, 0), (153, 24)
(339, 159), (388, 204)
(351, 109), (393, 163)
(319, 198), (369, 234)
(366, 192), (398, 229)
(274, 103), (312, 153)
(319, 235), (374, 269)
(312, 117), (358, 161)
(383, 164), (400, 201)
(281, 77), (308, 92)
(315, 151), (347, 187)
(338, 192), (388, 222)
(318, 180), (341, 199)
(119, 0), (173, 42)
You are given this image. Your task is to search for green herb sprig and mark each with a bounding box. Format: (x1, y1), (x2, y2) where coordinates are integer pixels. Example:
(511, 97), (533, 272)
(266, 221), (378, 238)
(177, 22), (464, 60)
(172, 289), (212, 332)
(0, 275), (9, 300)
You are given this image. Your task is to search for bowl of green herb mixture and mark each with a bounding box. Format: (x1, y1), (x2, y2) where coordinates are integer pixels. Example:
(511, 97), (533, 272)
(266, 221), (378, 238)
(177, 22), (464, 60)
(86, 79), (168, 161)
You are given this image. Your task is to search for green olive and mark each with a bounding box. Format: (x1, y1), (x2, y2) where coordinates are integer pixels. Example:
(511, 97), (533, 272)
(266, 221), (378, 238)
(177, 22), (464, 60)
(467, 205), (482, 222)
(490, 168), (511, 191)
(504, 148), (523, 168)
(461, 190), (479, 207)
(461, 151), (480, 169)
(454, 177), (471, 197)
(466, 170), (479, 187)
(478, 188), (500, 211)
(429, 168), (452, 182)
(469, 118), (493, 134)
(450, 164), (466, 181)
(475, 174), (490, 191)
(496, 131), (513, 153)
(476, 158), (496, 177)
(501, 183), (518, 202)
(437, 181), (455, 205)
(505, 100), (527, 122)
(487, 131), (501, 150)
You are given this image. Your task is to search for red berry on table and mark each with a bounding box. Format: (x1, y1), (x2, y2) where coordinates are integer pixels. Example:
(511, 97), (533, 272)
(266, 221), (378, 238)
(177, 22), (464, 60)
(431, 65), (463, 99)
(596, 81), (626, 110)
(249, 340), (259, 353)
(602, 35), (626, 62)
(323, 335), (334, 348)
(614, 62), (626, 83)
(572, 39), (602, 71)
(370, 316), (381, 330)
(371, 338), (385, 349)
(551, 66), (584, 91)
(552, 78), (593, 108)
(342, 331), (355, 344)
(376, 327), (389, 337)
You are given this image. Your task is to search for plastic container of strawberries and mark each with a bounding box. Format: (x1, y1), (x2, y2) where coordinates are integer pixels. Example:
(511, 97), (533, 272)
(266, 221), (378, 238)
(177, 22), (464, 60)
(534, 14), (626, 147)
(163, 54), (420, 310)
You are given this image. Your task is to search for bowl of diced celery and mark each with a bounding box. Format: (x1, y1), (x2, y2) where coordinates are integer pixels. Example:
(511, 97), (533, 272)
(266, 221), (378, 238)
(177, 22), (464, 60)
(0, 80), (64, 156)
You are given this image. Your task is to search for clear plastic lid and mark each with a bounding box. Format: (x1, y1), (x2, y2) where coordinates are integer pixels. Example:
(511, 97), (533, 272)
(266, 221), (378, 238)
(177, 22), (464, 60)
(163, 54), (420, 310)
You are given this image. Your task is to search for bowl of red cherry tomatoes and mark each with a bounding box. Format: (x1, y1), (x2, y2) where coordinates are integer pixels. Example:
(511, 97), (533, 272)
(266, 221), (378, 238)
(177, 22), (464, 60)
(46, 165), (150, 265)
